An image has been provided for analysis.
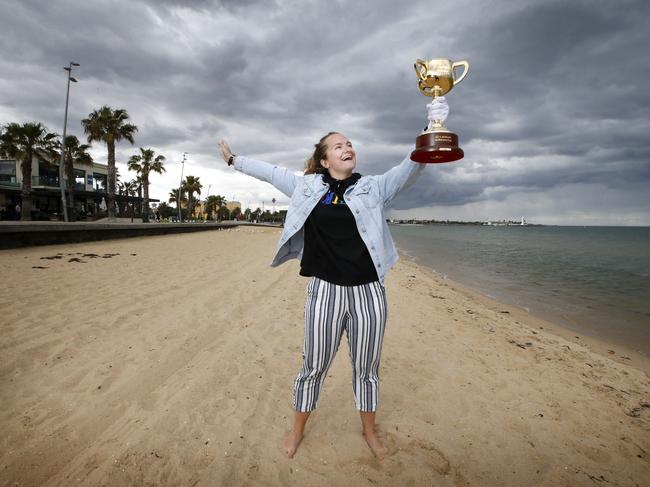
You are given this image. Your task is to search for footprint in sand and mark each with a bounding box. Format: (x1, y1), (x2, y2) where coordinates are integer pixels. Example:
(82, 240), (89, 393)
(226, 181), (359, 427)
(360, 432), (462, 485)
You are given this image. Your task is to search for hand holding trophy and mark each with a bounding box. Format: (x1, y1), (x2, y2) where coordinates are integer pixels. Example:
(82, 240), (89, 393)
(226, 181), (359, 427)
(427, 96), (449, 124)
(410, 58), (469, 163)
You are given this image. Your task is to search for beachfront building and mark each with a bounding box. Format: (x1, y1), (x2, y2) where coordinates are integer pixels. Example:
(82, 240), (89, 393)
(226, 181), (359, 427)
(190, 200), (241, 220)
(225, 201), (242, 220)
(0, 158), (19, 220)
(226, 201), (241, 213)
(0, 151), (153, 221)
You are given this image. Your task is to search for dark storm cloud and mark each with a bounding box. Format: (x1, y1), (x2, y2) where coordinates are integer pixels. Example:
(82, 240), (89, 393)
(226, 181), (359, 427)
(146, 0), (272, 12)
(1, 0), (649, 223)
(388, 0), (650, 213)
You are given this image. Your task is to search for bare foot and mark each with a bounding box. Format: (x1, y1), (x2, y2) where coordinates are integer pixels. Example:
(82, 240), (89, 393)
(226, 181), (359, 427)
(363, 430), (388, 459)
(283, 431), (303, 459)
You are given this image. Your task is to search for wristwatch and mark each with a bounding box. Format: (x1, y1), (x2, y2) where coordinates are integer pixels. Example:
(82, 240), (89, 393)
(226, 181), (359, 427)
(227, 154), (236, 166)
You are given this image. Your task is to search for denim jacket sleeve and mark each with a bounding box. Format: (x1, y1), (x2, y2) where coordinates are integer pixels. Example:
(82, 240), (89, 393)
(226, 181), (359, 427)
(233, 156), (301, 198)
(376, 153), (426, 206)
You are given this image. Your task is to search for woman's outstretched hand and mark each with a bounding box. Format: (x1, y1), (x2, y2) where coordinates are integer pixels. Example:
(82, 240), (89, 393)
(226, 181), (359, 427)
(218, 140), (233, 164)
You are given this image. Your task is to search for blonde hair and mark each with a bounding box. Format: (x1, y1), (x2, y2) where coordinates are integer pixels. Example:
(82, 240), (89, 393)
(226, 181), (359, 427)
(304, 132), (339, 175)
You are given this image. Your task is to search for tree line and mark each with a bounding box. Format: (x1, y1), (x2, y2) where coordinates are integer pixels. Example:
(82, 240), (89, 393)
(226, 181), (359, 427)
(0, 106), (210, 223)
(1, 107), (285, 224)
(0, 106), (168, 222)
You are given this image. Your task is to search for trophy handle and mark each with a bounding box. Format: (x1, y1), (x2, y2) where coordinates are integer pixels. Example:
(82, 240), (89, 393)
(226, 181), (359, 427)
(414, 59), (428, 81)
(451, 60), (469, 85)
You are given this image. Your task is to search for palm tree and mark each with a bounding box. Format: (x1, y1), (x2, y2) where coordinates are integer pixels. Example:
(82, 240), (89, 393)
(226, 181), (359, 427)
(219, 206), (231, 220)
(121, 179), (139, 222)
(55, 135), (93, 211)
(116, 170), (132, 216)
(128, 148), (165, 223)
(182, 175), (202, 218)
(122, 179), (138, 197)
(168, 187), (185, 206)
(82, 106), (138, 221)
(116, 181), (127, 215)
(169, 187), (187, 220)
(156, 202), (173, 220)
(135, 174), (143, 217)
(205, 194), (226, 221)
(0, 122), (58, 220)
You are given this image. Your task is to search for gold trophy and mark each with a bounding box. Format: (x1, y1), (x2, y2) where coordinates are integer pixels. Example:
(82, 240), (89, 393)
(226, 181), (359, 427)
(411, 58), (469, 163)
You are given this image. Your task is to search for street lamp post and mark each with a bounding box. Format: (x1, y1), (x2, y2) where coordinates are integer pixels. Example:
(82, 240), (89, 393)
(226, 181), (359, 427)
(59, 62), (79, 222)
(177, 152), (187, 222)
(206, 184), (211, 221)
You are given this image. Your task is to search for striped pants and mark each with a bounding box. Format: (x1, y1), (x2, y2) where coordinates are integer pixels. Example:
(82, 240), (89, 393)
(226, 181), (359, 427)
(293, 277), (388, 412)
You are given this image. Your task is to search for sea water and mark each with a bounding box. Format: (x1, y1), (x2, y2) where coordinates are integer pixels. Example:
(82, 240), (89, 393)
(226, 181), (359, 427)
(389, 224), (650, 356)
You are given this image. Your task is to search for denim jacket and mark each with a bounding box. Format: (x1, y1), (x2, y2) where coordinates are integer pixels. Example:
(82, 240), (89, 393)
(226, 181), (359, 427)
(233, 154), (425, 284)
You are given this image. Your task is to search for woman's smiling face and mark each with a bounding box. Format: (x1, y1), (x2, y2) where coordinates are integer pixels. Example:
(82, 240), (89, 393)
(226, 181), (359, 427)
(320, 133), (356, 178)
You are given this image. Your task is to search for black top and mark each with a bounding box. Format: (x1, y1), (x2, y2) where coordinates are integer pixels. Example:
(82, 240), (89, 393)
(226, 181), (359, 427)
(299, 171), (379, 286)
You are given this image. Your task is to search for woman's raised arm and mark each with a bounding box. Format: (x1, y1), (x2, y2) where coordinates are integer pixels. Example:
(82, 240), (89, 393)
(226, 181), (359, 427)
(376, 154), (425, 206)
(218, 139), (301, 198)
(375, 98), (451, 205)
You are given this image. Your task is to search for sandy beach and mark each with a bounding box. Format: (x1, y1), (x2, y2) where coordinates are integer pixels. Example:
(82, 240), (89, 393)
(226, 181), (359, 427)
(1, 226), (648, 486)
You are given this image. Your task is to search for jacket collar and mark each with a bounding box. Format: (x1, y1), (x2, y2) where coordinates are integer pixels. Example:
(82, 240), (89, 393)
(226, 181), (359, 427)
(323, 171), (361, 196)
(305, 173), (329, 192)
(305, 172), (367, 193)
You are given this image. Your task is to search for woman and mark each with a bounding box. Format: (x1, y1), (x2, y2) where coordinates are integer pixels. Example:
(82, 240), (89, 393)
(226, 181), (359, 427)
(217, 99), (445, 459)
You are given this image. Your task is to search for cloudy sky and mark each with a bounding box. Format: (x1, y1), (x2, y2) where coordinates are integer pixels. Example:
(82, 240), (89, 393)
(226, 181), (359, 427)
(2, 0), (649, 225)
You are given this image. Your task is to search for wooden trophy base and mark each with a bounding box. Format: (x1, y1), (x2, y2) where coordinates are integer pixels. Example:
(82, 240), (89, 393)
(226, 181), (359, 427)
(410, 131), (464, 163)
